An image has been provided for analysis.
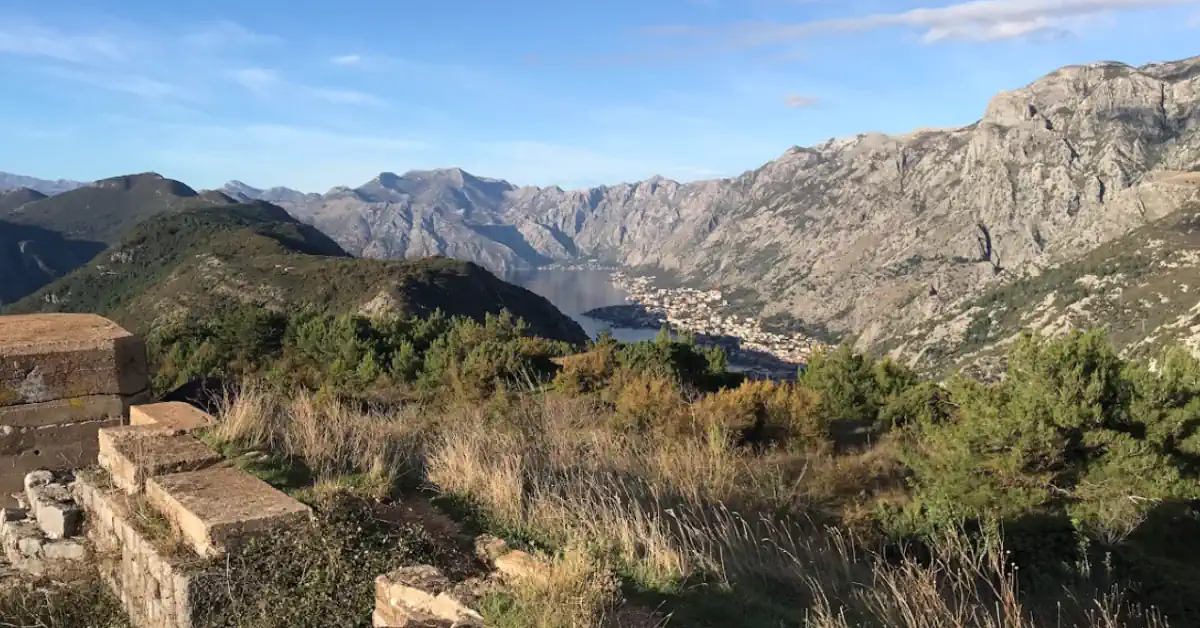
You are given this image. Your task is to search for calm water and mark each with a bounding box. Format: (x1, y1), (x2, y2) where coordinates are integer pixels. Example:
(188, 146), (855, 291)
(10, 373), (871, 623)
(503, 269), (661, 343)
(505, 268), (759, 374)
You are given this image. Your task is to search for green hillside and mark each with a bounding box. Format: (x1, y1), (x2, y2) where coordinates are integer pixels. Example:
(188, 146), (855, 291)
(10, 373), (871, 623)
(0, 172), (236, 244)
(5, 202), (588, 345)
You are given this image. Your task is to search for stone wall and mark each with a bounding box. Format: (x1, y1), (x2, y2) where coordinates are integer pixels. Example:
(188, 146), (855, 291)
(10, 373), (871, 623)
(1, 314), (314, 627)
(83, 401), (311, 628)
(74, 473), (206, 628)
(0, 314), (148, 505)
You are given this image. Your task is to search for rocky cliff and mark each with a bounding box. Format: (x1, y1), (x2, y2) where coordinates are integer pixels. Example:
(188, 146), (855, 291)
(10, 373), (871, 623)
(228, 56), (1200, 359)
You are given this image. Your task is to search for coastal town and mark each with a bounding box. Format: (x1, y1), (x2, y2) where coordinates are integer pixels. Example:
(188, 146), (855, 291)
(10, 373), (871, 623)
(584, 271), (833, 377)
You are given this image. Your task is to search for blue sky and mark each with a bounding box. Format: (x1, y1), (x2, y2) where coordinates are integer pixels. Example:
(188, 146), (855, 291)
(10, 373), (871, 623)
(1, 0), (1197, 192)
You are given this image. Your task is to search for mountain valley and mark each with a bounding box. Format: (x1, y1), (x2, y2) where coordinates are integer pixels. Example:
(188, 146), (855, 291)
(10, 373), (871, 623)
(216, 55), (1200, 374)
(4, 54), (1200, 377)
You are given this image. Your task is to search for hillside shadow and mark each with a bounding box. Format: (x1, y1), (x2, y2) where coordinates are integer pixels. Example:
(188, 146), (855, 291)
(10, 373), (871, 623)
(0, 220), (105, 305)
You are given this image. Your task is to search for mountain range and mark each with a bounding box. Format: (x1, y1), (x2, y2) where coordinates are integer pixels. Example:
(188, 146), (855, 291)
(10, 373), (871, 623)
(213, 55), (1200, 368)
(4, 54), (1200, 375)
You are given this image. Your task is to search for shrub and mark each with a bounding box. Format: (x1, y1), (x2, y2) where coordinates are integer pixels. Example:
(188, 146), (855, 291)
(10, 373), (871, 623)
(689, 380), (827, 450)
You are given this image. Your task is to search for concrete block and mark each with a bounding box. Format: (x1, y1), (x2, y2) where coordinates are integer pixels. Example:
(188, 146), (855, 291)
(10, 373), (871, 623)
(0, 393), (141, 428)
(130, 402), (215, 432)
(0, 313), (148, 406)
(146, 465), (311, 557)
(98, 425), (222, 494)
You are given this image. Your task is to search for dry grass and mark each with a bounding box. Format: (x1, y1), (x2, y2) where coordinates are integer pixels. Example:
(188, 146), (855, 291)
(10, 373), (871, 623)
(213, 386), (1170, 628)
(485, 548), (623, 628)
(211, 383), (429, 489)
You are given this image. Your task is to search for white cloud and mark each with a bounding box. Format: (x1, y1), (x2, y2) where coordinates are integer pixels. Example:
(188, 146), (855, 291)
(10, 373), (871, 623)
(182, 20), (281, 49)
(41, 67), (186, 99)
(224, 66), (386, 106)
(0, 19), (129, 64)
(656, 0), (1196, 45)
(227, 67), (280, 93)
(330, 54), (361, 66)
(309, 88), (386, 106)
(784, 93), (820, 108)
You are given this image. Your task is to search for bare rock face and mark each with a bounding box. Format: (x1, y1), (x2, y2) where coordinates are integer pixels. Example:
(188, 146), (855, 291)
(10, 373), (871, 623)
(230, 55), (1200, 355)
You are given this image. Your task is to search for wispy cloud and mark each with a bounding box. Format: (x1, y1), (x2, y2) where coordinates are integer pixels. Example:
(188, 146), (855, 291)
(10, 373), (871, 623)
(0, 19), (129, 64)
(784, 93), (820, 108)
(225, 66), (386, 106)
(649, 0), (1195, 46)
(330, 54), (362, 66)
(42, 67), (187, 99)
(309, 88), (386, 106)
(227, 66), (280, 93)
(182, 20), (281, 49)
(0, 15), (282, 104)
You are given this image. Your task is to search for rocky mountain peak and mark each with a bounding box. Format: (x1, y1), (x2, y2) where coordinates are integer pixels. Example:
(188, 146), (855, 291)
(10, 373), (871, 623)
(980, 56), (1199, 132)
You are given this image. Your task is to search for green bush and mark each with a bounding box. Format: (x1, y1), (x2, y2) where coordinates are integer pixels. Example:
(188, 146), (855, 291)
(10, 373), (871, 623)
(149, 306), (572, 401)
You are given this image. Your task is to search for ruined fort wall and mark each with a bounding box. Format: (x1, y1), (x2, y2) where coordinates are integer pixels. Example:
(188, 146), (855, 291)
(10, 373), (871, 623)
(0, 314), (149, 504)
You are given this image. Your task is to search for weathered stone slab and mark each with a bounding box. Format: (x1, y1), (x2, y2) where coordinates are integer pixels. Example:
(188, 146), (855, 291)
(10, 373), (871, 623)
(75, 473), (205, 628)
(98, 425), (222, 494)
(0, 393), (142, 428)
(0, 314), (148, 406)
(374, 565), (484, 628)
(146, 465), (311, 557)
(0, 417), (123, 505)
(130, 402), (215, 433)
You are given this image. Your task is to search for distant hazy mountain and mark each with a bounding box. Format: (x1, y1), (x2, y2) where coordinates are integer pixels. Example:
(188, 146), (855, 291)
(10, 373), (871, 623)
(227, 55), (1200, 373)
(0, 172), (86, 196)
(6, 202), (587, 345)
(222, 180), (322, 205)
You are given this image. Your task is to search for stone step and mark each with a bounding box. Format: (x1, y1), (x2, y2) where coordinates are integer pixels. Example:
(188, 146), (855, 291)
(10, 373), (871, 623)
(145, 465), (311, 558)
(129, 402), (216, 433)
(98, 426), (223, 494)
(74, 474), (206, 628)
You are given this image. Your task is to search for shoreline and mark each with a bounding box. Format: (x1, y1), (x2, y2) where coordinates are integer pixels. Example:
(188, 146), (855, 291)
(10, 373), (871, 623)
(583, 271), (832, 378)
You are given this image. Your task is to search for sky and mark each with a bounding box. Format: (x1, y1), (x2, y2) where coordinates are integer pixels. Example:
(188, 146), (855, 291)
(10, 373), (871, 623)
(0, 0), (1198, 192)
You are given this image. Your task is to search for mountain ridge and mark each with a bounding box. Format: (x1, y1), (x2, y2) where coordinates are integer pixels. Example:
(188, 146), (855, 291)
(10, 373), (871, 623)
(219, 53), (1200, 370)
(5, 203), (588, 345)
